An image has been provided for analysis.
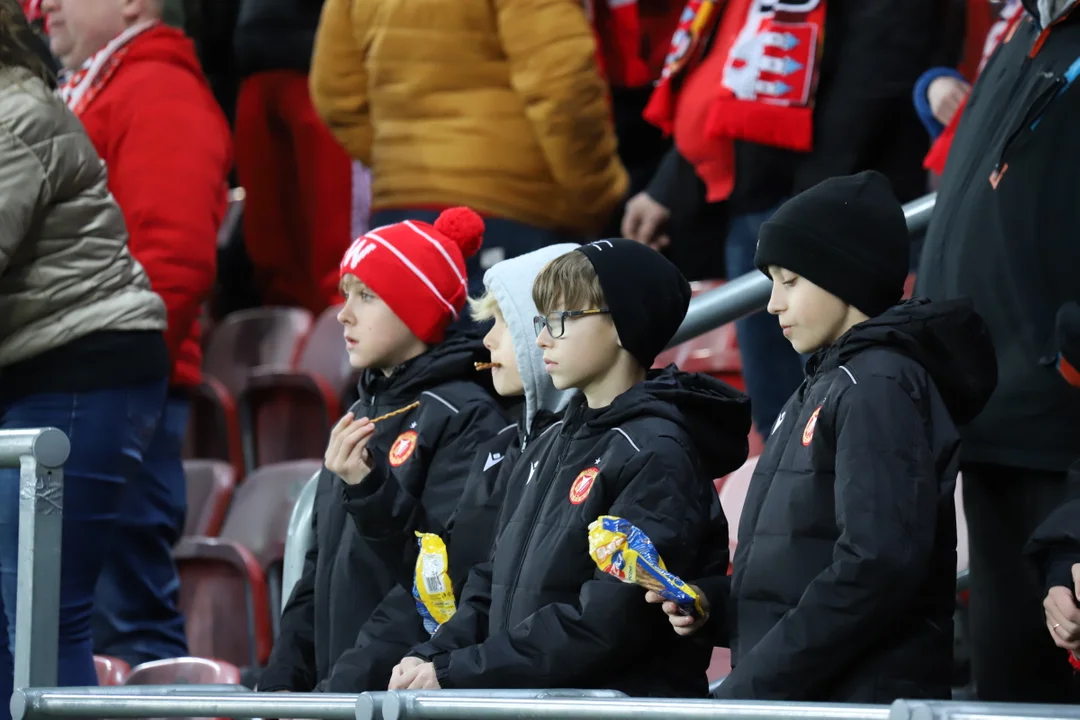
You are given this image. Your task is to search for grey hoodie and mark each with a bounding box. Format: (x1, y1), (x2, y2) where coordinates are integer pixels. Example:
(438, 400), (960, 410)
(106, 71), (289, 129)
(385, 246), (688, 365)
(482, 243), (580, 432)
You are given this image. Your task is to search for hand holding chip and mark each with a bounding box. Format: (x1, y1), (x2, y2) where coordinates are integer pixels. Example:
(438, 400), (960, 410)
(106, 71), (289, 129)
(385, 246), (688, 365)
(325, 412), (376, 485)
(646, 585), (711, 636)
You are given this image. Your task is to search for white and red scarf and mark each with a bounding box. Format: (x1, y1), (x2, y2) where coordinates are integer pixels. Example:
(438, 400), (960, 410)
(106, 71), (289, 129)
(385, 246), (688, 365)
(59, 20), (159, 116)
(645, 0), (826, 151)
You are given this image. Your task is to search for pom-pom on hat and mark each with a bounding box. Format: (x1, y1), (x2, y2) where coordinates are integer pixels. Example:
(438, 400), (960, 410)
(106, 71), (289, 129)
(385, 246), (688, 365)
(340, 207), (484, 344)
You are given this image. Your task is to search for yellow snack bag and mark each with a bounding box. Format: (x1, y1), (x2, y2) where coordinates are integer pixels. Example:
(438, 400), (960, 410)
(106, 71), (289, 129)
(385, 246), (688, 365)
(588, 515), (705, 619)
(412, 532), (456, 634)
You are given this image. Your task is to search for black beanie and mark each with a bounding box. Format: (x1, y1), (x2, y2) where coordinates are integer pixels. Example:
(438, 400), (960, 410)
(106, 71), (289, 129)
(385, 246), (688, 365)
(753, 170), (910, 318)
(576, 239), (691, 368)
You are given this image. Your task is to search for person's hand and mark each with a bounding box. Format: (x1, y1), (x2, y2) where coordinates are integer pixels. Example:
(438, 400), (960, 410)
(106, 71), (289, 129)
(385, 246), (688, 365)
(622, 192), (671, 250)
(325, 412), (376, 485)
(646, 584), (710, 636)
(389, 657), (440, 690)
(927, 75), (971, 126)
(1044, 564), (1080, 651)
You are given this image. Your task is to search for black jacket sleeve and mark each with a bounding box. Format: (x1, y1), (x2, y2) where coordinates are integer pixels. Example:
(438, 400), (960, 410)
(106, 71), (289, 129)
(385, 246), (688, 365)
(421, 443), (714, 689)
(409, 561), (496, 660)
(1026, 494), (1080, 595)
(796, 0), (938, 190)
(321, 585), (428, 693)
(646, 146), (708, 223)
(259, 482), (321, 692)
(715, 377), (940, 700)
(341, 401), (508, 589)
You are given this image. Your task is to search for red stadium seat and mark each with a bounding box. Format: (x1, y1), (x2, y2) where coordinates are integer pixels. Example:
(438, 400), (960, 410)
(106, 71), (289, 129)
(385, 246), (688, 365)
(183, 460), (236, 538)
(94, 655), (130, 686)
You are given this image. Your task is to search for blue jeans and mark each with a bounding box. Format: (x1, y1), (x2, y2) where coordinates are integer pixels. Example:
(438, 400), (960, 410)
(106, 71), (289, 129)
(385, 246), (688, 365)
(370, 210), (583, 302)
(0, 382), (166, 717)
(725, 206), (806, 434)
(93, 397), (189, 665)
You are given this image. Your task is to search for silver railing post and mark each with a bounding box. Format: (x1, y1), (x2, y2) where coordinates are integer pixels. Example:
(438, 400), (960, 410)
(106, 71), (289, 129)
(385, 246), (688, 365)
(889, 700), (1080, 720)
(0, 428), (70, 692)
(667, 192), (937, 347)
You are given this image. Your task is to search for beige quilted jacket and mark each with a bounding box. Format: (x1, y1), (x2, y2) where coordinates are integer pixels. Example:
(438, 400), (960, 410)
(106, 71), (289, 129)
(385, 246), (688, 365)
(0, 66), (165, 368)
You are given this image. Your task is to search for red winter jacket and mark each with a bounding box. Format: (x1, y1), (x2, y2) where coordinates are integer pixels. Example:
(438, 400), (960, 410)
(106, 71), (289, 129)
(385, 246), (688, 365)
(77, 25), (232, 387)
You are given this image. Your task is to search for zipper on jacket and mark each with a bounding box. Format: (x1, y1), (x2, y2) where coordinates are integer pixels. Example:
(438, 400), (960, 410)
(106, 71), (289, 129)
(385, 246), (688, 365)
(992, 73), (1065, 178)
(500, 422), (578, 629)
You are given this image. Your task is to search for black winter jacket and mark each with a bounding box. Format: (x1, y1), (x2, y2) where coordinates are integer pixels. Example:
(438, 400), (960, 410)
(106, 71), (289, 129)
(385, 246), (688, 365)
(715, 299), (997, 702)
(1025, 463), (1080, 594)
(915, 1), (1080, 472)
(408, 369), (751, 697)
(258, 332), (508, 692)
(233, 0), (324, 78)
(321, 411), (561, 692)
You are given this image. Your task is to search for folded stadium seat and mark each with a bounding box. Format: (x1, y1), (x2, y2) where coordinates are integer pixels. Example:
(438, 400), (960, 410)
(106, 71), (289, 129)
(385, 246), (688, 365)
(237, 305), (350, 472)
(182, 460), (237, 538)
(217, 461), (322, 635)
(184, 377), (244, 480)
(719, 456), (759, 558)
(707, 647), (732, 686)
(653, 280), (745, 390)
(174, 538), (272, 669)
(187, 307), (314, 479)
(126, 657), (243, 720)
(126, 656), (242, 685)
(94, 655), (131, 686)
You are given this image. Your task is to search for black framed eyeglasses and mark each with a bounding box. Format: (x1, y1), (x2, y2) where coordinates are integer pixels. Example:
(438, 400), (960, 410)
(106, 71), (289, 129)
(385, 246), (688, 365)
(533, 309), (611, 339)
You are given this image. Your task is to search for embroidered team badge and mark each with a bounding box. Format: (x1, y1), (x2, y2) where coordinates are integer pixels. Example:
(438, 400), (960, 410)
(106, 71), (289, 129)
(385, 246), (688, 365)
(801, 406), (822, 446)
(569, 467), (600, 505)
(388, 431), (418, 467)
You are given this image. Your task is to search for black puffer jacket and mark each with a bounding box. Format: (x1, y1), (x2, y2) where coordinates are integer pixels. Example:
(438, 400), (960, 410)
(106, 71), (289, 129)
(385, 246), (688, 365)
(233, 0), (324, 78)
(718, 299), (997, 702)
(258, 331), (507, 692)
(409, 369), (751, 697)
(322, 412), (561, 692)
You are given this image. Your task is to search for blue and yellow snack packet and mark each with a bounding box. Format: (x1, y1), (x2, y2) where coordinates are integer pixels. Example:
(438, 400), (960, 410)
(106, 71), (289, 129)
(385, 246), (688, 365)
(588, 515), (704, 618)
(412, 532), (456, 635)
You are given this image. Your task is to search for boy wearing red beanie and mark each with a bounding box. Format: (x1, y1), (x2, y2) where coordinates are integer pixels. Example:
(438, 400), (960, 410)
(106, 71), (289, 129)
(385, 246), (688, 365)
(259, 208), (509, 692)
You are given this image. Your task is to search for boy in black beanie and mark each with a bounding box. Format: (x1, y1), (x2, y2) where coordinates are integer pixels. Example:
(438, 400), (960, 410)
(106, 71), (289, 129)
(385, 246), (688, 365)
(389, 240), (752, 697)
(655, 171), (999, 701)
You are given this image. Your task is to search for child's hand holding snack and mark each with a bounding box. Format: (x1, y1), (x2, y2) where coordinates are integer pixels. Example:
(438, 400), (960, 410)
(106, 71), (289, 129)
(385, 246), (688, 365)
(645, 586), (710, 636)
(325, 412), (376, 485)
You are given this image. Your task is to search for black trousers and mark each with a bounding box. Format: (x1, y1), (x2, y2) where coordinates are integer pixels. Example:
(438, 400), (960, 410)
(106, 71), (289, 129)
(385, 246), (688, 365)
(963, 462), (1080, 702)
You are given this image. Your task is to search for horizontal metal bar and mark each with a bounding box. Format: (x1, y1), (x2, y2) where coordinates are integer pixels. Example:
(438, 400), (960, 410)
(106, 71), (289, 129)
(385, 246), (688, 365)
(364, 691), (627, 720)
(890, 700), (1080, 720)
(668, 192), (937, 349)
(0, 429), (69, 469)
(380, 696), (890, 720)
(11, 690), (360, 720)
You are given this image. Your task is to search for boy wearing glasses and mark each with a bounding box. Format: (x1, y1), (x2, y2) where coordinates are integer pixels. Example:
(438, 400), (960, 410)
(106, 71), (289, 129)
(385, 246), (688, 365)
(390, 239), (751, 697)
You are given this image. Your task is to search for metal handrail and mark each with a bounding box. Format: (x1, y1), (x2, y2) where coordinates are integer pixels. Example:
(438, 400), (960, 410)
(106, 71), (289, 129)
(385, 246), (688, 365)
(1, 428), (70, 692)
(667, 192), (936, 348)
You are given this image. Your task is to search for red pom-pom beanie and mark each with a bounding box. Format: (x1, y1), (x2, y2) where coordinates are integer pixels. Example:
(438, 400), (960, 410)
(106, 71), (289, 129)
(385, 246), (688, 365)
(340, 207), (485, 344)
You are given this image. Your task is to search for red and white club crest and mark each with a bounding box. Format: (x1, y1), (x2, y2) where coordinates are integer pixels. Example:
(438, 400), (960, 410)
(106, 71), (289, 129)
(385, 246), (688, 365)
(801, 406), (821, 446)
(388, 430), (418, 467)
(569, 467), (600, 505)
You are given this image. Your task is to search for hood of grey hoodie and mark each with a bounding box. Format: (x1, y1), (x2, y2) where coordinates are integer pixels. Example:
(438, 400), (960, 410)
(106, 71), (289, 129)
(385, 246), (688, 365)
(483, 244), (580, 433)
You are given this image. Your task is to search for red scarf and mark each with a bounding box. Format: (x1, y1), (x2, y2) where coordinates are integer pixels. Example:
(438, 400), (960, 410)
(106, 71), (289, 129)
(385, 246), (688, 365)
(644, 0), (826, 199)
(923, 0), (1025, 175)
(586, 0), (653, 88)
(59, 21), (159, 117)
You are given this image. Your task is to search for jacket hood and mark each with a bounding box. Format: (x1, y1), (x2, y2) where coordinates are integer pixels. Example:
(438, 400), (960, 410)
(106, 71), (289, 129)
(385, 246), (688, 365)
(569, 367), (752, 480)
(817, 298), (998, 425)
(1024, 0), (1079, 28)
(125, 24), (206, 79)
(359, 325), (494, 404)
(483, 244), (580, 433)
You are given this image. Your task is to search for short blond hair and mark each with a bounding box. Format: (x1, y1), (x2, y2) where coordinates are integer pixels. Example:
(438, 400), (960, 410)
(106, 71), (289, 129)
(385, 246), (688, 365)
(467, 292), (500, 322)
(532, 251), (605, 314)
